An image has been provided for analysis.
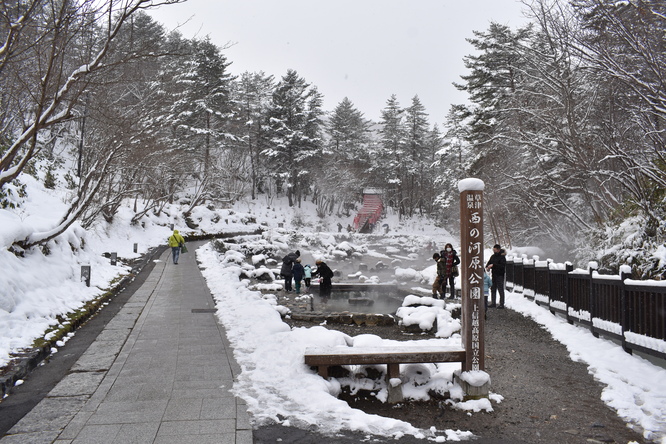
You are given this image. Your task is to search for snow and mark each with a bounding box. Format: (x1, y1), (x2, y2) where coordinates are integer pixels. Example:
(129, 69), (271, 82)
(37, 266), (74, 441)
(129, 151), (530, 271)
(197, 240), (481, 440)
(197, 229), (666, 441)
(1, 172), (665, 442)
(457, 177), (484, 192)
(458, 370), (490, 387)
(0, 174), (260, 369)
(506, 292), (666, 442)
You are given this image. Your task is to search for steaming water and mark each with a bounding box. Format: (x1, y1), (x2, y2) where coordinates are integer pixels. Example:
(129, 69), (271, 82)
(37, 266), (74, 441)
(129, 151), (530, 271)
(311, 287), (406, 315)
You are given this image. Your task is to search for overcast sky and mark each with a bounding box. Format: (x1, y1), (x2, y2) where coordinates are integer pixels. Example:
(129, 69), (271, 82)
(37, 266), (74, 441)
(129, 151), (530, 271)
(149, 0), (529, 125)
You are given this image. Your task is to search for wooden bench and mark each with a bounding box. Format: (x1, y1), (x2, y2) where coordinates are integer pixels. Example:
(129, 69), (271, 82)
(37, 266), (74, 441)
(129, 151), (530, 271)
(304, 346), (466, 403)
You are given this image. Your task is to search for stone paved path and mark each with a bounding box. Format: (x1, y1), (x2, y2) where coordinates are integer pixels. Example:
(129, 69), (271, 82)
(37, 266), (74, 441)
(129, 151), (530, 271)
(0, 243), (252, 444)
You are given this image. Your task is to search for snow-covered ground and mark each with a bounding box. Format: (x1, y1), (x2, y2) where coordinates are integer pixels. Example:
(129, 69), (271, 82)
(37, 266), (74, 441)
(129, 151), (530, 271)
(197, 240), (481, 442)
(1, 174), (665, 442)
(0, 173), (261, 370)
(197, 232), (666, 443)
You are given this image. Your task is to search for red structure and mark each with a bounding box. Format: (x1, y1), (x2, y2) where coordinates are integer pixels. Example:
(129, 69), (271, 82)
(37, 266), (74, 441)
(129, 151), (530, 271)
(353, 189), (383, 233)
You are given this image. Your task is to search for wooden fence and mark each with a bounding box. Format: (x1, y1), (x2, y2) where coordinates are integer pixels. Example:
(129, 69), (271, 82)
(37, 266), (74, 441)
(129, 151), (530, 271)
(505, 257), (666, 360)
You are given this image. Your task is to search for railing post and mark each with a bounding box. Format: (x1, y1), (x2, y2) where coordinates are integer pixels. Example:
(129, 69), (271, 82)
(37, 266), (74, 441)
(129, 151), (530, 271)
(545, 259), (552, 311)
(589, 262), (598, 336)
(548, 260), (555, 313)
(620, 266), (632, 355)
(565, 263), (573, 324)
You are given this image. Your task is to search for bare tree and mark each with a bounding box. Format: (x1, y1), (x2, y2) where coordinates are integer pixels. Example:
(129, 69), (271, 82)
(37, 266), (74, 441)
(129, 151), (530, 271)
(0, 0), (184, 190)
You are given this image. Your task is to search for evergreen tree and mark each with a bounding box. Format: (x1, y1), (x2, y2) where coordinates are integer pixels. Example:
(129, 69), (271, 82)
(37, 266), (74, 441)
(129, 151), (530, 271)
(374, 94), (407, 214)
(454, 23), (530, 153)
(452, 22), (532, 245)
(170, 37), (234, 178)
(437, 106), (472, 214)
(265, 69), (323, 207)
(323, 97), (373, 213)
(233, 71), (275, 199)
(404, 95), (431, 215)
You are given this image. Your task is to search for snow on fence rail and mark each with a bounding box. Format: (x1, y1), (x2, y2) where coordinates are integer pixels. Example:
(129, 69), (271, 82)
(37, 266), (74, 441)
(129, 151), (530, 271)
(505, 256), (666, 360)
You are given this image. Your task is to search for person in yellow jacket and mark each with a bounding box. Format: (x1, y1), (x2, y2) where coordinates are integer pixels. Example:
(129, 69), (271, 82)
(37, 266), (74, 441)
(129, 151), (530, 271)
(168, 229), (186, 264)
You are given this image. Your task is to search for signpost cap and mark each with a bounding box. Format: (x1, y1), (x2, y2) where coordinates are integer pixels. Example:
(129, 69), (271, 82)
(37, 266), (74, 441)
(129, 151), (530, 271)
(458, 178), (485, 192)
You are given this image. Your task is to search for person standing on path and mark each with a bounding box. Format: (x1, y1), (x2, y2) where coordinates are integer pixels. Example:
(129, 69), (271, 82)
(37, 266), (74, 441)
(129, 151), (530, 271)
(167, 229), (186, 264)
(280, 250), (300, 291)
(292, 258), (305, 294)
(431, 253), (446, 299)
(486, 244), (507, 308)
(440, 243), (460, 299)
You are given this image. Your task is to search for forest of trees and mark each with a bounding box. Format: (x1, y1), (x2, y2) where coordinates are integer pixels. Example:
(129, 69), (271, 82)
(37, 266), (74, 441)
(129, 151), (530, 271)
(0, 0), (663, 277)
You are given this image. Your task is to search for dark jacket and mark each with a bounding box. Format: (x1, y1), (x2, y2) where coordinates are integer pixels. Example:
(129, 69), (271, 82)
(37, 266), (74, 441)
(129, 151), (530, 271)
(292, 262), (305, 281)
(486, 250), (506, 276)
(436, 259), (447, 278)
(314, 262), (334, 279)
(280, 252), (299, 277)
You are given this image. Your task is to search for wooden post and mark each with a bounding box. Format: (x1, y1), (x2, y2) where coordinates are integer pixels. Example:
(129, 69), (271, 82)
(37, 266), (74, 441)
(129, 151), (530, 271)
(565, 263), (574, 325)
(110, 252), (117, 266)
(620, 269), (632, 355)
(589, 262), (598, 336)
(133, 243), (138, 253)
(458, 179), (485, 372)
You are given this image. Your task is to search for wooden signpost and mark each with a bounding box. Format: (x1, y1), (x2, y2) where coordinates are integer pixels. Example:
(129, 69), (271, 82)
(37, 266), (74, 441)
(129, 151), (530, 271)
(459, 178), (485, 372)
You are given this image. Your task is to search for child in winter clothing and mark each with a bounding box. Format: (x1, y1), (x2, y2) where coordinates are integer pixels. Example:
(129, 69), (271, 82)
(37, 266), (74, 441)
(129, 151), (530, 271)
(484, 271), (492, 310)
(303, 264), (312, 291)
(292, 258), (305, 294)
(431, 253), (447, 299)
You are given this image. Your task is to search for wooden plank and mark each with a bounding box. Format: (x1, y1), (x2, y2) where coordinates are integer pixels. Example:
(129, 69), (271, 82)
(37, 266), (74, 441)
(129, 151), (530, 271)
(305, 346), (465, 356)
(304, 346), (466, 366)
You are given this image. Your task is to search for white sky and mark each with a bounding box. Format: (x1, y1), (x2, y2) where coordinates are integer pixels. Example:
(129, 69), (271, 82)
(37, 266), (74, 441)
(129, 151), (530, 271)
(148, 0), (529, 124)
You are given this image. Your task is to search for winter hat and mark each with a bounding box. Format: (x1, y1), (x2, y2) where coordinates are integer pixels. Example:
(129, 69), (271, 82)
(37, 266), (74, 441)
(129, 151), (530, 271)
(493, 244), (501, 250)
(296, 250), (301, 256)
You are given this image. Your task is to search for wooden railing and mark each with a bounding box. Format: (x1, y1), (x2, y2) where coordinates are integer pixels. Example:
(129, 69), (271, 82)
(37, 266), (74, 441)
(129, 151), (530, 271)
(505, 256), (666, 360)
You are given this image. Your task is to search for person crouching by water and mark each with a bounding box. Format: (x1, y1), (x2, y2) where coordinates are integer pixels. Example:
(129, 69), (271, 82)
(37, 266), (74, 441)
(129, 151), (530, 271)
(292, 258), (305, 294)
(280, 250), (300, 292)
(168, 229), (185, 265)
(313, 259), (334, 299)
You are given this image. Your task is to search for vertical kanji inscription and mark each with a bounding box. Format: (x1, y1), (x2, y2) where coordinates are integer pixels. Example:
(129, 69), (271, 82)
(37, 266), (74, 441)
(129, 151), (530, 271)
(459, 179), (485, 371)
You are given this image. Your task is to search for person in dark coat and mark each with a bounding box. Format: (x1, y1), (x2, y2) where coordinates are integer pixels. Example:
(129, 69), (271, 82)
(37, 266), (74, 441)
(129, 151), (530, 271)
(431, 253), (446, 299)
(486, 244), (506, 308)
(313, 259), (334, 298)
(440, 243), (461, 299)
(292, 258), (305, 294)
(280, 250), (300, 291)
